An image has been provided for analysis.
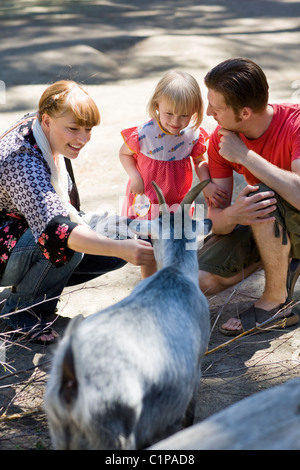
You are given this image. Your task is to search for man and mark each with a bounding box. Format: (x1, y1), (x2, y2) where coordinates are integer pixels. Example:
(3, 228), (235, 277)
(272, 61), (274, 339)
(198, 57), (300, 335)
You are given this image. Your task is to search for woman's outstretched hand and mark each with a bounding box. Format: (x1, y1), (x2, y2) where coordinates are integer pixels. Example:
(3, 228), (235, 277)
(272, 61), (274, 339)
(118, 238), (155, 266)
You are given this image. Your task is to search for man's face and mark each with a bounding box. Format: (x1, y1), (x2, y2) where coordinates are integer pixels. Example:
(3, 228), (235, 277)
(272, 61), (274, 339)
(206, 89), (242, 130)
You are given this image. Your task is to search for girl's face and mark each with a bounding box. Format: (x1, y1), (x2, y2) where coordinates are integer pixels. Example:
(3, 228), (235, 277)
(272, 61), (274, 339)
(157, 100), (193, 134)
(42, 111), (93, 160)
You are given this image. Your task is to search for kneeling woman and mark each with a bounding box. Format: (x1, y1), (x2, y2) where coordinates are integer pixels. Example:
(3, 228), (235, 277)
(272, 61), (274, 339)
(0, 80), (154, 343)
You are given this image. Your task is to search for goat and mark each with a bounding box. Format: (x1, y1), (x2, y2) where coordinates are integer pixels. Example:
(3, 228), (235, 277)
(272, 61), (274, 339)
(44, 180), (211, 450)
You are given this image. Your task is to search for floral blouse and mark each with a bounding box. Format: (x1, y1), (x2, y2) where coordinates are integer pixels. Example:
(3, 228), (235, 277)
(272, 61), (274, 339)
(0, 115), (78, 278)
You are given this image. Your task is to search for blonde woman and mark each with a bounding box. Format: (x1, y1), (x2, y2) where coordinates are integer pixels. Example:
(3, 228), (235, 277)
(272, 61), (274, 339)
(0, 80), (154, 343)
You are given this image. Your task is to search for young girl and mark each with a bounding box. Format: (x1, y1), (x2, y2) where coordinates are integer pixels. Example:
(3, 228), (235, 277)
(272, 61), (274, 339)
(119, 70), (227, 277)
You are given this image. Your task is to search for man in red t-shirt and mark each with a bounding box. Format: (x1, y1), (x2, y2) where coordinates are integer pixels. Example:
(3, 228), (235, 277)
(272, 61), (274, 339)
(197, 58), (300, 335)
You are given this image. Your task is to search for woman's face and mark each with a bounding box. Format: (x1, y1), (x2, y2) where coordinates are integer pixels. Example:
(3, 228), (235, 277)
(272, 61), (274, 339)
(42, 111), (93, 160)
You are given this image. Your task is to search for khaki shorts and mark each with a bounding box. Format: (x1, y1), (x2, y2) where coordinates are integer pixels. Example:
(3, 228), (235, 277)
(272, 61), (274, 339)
(197, 183), (300, 278)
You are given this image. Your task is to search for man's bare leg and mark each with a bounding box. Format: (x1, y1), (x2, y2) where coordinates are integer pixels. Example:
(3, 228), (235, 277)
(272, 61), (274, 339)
(198, 262), (261, 296)
(221, 220), (290, 332)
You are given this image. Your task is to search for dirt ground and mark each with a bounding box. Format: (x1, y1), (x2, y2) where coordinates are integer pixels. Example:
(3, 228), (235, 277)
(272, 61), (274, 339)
(0, 0), (300, 450)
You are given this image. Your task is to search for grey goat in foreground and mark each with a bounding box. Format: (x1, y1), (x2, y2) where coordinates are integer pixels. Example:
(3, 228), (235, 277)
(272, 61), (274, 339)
(44, 180), (211, 450)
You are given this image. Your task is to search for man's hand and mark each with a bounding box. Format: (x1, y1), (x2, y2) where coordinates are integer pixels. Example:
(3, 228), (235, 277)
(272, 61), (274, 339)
(231, 185), (277, 225)
(218, 128), (249, 164)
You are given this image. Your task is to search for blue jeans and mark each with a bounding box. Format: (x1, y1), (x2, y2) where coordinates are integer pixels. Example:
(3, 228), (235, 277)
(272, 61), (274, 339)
(0, 229), (126, 330)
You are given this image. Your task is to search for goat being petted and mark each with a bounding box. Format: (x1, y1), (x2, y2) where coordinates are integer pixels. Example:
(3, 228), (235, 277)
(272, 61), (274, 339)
(44, 181), (211, 450)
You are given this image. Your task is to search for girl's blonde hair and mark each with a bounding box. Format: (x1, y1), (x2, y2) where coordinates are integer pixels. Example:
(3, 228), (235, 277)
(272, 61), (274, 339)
(38, 80), (100, 127)
(147, 70), (204, 129)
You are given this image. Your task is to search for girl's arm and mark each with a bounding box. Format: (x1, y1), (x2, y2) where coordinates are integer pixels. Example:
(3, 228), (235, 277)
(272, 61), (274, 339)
(119, 143), (144, 194)
(194, 159), (228, 207)
(194, 158), (211, 182)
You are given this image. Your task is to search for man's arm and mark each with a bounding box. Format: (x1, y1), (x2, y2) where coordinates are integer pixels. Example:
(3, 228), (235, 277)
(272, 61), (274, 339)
(208, 176), (278, 235)
(218, 128), (300, 210)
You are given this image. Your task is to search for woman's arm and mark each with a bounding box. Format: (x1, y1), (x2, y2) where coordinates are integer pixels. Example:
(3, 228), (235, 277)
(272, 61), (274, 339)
(67, 223), (154, 266)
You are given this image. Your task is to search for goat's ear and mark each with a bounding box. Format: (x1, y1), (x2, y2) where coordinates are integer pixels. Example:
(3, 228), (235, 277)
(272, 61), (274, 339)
(58, 316), (83, 406)
(59, 343), (78, 406)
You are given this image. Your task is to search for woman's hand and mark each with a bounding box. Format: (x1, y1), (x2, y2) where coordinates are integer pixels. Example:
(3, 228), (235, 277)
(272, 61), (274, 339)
(117, 238), (155, 266)
(68, 224), (155, 266)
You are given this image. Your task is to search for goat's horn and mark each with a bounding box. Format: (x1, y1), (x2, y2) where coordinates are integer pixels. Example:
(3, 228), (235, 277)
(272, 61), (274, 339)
(180, 179), (210, 208)
(152, 181), (167, 213)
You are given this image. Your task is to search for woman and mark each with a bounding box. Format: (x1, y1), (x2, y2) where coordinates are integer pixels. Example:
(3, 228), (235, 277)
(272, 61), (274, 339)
(0, 80), (154, 343)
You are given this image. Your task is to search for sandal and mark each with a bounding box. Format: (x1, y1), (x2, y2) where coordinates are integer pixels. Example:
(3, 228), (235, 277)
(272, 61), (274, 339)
(219, 299), (299, 336)
(2, 308), (58, 345)
(23, 324), (59, 344)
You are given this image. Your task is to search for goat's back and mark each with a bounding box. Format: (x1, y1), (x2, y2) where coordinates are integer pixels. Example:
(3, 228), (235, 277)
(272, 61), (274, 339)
(45, 268), (209, 449)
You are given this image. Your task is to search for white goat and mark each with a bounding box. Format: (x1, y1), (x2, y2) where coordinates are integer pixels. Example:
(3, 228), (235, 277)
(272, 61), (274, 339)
(44, 181), (211, 450)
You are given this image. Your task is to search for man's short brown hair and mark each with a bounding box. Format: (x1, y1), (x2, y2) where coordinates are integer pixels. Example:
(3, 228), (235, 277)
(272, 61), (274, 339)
(204, 58), (269, 116)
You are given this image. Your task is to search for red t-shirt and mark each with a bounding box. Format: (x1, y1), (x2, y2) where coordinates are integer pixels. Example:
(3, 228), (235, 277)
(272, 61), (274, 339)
(208, 103), (300, 185)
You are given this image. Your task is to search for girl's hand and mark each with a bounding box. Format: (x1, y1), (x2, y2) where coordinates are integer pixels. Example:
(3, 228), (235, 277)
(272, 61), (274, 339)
(129, 175), (144, 195)
(203, 182), (228, 208)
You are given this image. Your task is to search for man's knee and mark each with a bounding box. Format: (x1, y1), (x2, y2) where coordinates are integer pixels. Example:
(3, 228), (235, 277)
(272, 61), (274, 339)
(198, 270), (229, 295)
(198, 262), (262, 296)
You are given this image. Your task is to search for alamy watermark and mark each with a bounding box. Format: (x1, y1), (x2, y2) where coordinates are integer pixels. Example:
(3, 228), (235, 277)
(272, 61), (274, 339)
(90, 199), (209, 251)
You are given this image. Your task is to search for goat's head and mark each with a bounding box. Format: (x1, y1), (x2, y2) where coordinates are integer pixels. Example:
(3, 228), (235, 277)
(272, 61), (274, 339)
(127, 181), (211, 264)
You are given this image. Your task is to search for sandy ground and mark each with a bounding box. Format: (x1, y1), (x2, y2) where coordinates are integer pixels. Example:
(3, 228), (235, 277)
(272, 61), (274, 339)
(0, 0), (300, 450)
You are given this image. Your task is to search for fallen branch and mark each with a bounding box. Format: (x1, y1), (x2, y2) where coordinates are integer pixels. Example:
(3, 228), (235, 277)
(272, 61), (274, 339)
(205, 300), (299, 356)
(0, 407), (43, 423)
